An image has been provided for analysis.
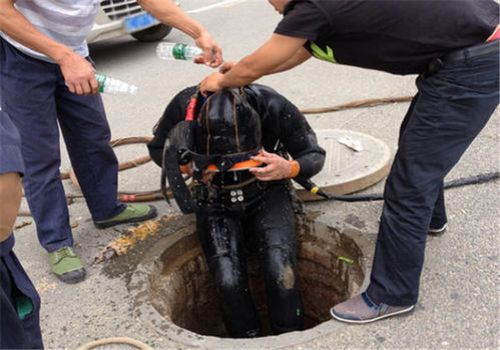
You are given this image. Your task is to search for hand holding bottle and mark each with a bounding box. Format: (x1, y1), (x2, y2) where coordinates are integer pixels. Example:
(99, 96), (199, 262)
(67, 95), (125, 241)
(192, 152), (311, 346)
(57, 49), (98, 95)
(157, 40), (222, 67)
(194, 30), (222, 67)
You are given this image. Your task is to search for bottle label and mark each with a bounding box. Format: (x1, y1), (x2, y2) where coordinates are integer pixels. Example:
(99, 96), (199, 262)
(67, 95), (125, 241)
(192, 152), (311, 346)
(172, 43), (186, 60)
(95, 74), (106, 93)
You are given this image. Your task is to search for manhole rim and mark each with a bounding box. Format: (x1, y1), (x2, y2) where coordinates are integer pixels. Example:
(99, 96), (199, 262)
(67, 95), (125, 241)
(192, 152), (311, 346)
(129, 215), (372, 349)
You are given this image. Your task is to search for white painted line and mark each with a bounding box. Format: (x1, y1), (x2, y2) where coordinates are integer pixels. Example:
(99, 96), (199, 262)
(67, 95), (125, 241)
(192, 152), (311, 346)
(186, 0), (246, 14)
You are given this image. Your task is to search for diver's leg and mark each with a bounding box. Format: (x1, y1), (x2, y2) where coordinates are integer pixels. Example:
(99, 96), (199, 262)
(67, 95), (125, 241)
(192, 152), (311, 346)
(252, 184), (304, 334)
(196, 213), (261, 338)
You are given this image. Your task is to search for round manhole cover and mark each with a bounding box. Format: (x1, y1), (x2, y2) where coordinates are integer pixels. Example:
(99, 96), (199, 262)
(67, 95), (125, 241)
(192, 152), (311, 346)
(297, 129), (391, 201)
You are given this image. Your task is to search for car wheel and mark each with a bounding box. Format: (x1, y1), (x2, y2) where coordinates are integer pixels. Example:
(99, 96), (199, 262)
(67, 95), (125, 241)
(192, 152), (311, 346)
(131, 24), (172, 42)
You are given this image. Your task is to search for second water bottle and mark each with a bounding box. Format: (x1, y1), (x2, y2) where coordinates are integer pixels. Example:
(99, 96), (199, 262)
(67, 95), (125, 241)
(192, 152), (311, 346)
(95, 73), (138, 95)
(157, 42), (203, 61)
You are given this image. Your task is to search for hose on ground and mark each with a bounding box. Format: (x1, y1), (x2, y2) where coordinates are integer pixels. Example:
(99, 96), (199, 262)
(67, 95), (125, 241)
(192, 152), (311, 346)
(313, 171), (499, 202)
(76, 336), (153, 350)
(300, 96), (414, 114)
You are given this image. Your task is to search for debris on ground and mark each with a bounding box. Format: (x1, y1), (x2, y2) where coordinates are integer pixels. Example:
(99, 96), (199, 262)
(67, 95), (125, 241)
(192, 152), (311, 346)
(337, 136), (364, 152)
(94, 215), (177, 263)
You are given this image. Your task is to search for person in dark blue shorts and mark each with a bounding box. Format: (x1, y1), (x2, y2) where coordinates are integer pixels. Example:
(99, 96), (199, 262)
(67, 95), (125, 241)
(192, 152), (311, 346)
(0, 109), (43, 349)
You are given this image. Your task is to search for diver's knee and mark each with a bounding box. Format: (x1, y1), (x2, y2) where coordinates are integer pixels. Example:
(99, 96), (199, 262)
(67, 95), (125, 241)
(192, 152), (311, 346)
(215, 269), (243, 294)
(264, 247), (298, 290)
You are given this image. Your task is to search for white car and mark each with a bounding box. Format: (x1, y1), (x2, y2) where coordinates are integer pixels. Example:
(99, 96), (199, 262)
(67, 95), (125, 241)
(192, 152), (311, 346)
(87, 0), (173, 43)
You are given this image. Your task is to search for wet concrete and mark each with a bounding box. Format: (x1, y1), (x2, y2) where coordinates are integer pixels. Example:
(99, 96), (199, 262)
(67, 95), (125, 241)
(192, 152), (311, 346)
(100, 215), (181, 283)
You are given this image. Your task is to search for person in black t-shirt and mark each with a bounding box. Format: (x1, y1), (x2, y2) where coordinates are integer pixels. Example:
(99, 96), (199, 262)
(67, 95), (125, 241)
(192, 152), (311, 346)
(200, 0), (499, 324)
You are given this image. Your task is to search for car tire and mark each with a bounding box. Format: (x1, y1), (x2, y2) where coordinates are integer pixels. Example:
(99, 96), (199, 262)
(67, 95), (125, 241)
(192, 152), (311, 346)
(131, 24), (172, 42)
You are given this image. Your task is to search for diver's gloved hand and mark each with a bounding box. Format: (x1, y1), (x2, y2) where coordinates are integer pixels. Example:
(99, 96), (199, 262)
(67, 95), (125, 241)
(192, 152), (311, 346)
(250, 150), (299, 181)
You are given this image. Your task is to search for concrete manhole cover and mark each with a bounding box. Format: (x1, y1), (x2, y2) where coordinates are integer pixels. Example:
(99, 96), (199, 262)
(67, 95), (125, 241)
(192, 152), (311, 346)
(129, 214), (369, 349)
(297, 129), (391, 201)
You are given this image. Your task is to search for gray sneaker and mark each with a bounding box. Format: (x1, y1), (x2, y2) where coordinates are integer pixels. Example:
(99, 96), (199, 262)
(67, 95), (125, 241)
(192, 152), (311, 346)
(330, 292), (415, 324)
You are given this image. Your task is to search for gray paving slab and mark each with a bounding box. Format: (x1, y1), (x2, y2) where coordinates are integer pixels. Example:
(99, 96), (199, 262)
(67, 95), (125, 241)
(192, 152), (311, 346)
(11, 1), (499, 349)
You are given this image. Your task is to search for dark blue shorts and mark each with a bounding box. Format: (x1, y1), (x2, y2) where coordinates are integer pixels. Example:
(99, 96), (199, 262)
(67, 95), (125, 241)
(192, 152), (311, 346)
(0, 109), (24, 176)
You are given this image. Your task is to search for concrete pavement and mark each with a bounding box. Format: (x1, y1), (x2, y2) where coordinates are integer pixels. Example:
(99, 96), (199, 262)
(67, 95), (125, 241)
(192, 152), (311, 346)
(11, 0), (499, 348)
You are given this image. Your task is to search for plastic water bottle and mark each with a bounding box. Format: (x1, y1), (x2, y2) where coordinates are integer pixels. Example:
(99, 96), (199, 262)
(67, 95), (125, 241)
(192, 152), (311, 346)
(95, 73), (138, 95)
(156, 42), (203, 61)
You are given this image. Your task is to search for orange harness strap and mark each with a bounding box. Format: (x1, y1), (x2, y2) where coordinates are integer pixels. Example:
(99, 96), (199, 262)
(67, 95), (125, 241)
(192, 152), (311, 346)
(206, 159), (263, 173)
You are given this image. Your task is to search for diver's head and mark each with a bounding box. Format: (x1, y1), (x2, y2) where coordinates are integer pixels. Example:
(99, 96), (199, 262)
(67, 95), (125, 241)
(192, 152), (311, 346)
(159, 86), (263, 213)
(185, 88), (263, 172)
(197, 88), (262, 157)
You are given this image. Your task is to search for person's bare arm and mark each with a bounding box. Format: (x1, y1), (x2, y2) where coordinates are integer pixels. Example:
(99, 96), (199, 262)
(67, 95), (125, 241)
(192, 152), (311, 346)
(269, 46), (311, 74)
(220, 46), (311, 74)
(200, 34), (307, 93)
(138, 0), (222, 66)
(0, 0), (98, 95)
(0, 173), (22, 243)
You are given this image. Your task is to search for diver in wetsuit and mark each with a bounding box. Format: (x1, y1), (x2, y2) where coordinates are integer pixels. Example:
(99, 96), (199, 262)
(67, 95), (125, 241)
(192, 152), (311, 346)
(148, 84), (325, 338)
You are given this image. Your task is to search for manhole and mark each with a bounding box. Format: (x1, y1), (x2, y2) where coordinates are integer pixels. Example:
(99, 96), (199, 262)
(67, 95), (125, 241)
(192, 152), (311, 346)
(129, 214), (368, 349)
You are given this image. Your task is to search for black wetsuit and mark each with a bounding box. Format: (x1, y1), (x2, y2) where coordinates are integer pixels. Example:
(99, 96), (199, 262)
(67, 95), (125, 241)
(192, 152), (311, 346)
(148, 84), (325, 337)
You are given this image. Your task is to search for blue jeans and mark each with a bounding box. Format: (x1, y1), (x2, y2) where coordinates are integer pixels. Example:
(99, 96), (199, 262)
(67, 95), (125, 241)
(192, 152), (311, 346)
(367, 42), (499, 306)
(0, 38), (125, 252)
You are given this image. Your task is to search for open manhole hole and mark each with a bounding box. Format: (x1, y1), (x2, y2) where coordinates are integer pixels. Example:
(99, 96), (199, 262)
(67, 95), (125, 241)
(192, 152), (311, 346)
(130, 214), (368, 348)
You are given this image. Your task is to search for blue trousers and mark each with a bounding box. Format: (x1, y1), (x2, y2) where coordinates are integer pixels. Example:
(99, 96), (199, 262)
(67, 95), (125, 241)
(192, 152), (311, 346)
(1, 236), (44, 349)
(0, 38), (125, 252)
(367, 42), (499, 306)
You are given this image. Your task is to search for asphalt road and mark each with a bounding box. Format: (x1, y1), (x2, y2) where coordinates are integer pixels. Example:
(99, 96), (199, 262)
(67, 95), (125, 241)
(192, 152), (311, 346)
(12, 0), (499, 349)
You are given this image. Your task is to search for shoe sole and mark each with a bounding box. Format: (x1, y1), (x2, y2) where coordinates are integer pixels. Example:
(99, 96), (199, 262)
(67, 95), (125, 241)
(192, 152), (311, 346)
(428, 223), (448, 235)
(55, 268), (86, 284)
(95, 206), (158, 229)
(330, 304), (415, 324)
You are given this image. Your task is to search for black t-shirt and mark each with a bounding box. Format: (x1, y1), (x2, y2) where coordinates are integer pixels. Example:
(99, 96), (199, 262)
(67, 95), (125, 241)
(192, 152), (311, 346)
(274, 0), (499, 75)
